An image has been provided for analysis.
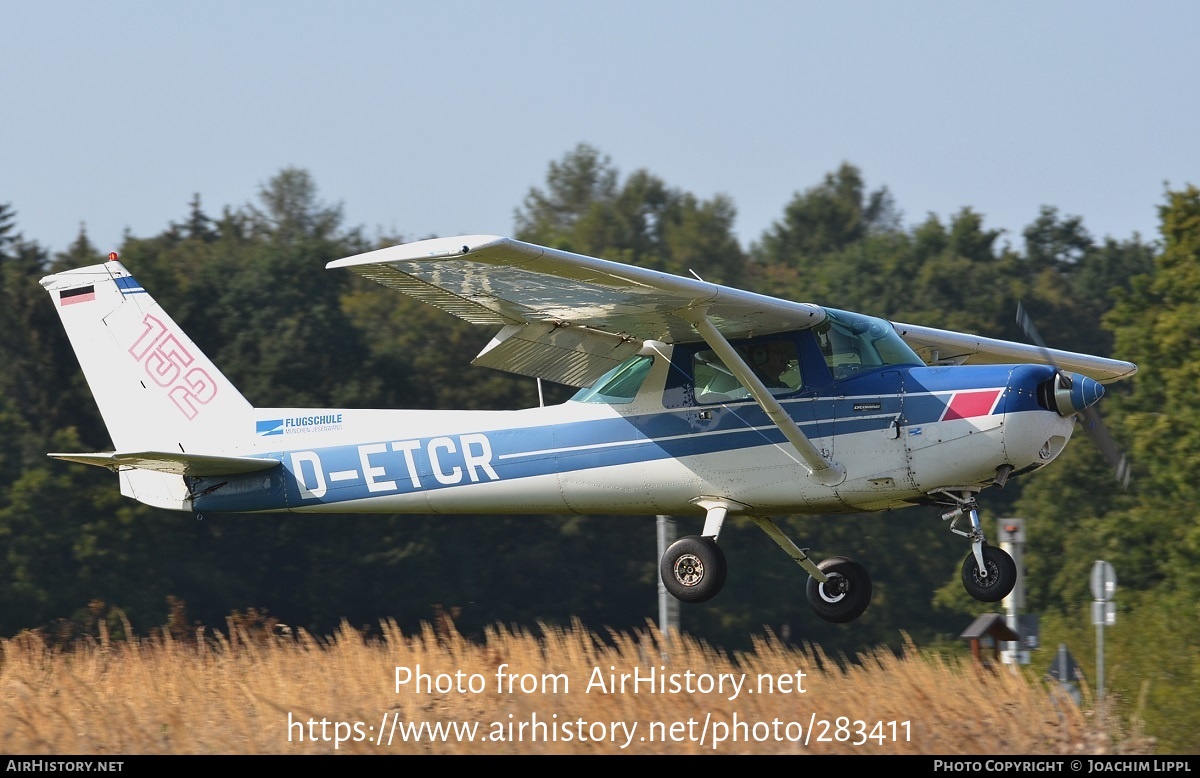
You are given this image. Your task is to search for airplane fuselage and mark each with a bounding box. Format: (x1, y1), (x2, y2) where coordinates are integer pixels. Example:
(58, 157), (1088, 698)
(180, 350), (1074, 518)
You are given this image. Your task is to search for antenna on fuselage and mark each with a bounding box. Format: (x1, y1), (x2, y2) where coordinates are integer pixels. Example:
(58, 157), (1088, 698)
(536, 377), (545, 408)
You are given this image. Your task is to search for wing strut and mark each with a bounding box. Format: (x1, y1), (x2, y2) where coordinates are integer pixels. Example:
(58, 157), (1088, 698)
(679, 308), (846, 487)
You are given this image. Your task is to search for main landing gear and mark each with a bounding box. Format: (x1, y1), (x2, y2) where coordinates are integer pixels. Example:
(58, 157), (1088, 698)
(659, 501), (873, 623)
(659, 492), (1017, 622)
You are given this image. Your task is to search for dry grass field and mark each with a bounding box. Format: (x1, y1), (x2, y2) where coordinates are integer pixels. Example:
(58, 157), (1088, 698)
(0, 613), (1150, 755)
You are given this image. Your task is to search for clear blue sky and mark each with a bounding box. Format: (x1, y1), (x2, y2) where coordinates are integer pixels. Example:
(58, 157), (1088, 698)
(4, 1), (1197, 257)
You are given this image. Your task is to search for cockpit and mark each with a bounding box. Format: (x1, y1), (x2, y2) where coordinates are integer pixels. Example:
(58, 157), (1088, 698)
(815, 309), (923, 380)
(572, 309), (922, 406)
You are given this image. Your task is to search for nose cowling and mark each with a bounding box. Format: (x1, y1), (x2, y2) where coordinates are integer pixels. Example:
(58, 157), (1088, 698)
(1050, 372), (1105, 416)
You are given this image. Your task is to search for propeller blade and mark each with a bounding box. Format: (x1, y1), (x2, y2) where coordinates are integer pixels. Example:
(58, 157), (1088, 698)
(1077, 406), (1132, 490)
(1015, 301), (1048, 350)
(1015, 302), (1129, 489)
(1016, 302), (1071, 388)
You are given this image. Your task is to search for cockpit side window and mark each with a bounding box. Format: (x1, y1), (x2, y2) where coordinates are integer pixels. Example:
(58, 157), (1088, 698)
(693, 340), (802, 403)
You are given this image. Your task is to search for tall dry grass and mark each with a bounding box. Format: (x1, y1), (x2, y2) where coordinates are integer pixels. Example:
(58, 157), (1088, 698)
(0, 615), (1150, 755)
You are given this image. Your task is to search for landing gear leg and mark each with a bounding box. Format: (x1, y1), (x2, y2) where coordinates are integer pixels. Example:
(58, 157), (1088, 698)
(938, 491), (1016, 602)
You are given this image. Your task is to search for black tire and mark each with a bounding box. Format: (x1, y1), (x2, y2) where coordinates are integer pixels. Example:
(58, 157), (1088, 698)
(961, 545), (1017, 602)
(806, 556), (872, 623)
(660, 535), (728, 604)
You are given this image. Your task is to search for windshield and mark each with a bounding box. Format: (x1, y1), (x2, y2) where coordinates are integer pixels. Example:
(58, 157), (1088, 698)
(571, 355), (654, 404)
(815, 309), (922, 379)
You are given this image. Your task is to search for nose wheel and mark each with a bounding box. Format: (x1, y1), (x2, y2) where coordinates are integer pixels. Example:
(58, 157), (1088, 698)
(961, 544), (1017, 602)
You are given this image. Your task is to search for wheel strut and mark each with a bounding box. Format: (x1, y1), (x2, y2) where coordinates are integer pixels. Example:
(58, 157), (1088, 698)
(967, 504), (987, 578)
(748, 516), (828, 582)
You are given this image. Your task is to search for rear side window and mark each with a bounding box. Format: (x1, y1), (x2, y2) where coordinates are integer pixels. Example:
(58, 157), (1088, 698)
(571, 355), (653, 404)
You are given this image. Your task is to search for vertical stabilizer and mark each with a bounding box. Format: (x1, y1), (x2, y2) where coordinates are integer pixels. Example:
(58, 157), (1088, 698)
(40, 258), (254, 455)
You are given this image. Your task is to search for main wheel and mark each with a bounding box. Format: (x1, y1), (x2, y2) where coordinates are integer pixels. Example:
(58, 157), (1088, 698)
(806, 556), (872, 623)
(660, 535), (727, 604)
(961, 545), (1017, 602)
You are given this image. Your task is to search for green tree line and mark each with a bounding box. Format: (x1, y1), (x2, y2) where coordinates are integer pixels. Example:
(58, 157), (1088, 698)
(1, 145), (1193, 749)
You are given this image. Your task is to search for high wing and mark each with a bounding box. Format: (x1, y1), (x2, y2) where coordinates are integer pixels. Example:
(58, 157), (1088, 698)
(327, 235), (825, 386)
(329, 234), (1137, 388)
(892, 322), (1137, 384)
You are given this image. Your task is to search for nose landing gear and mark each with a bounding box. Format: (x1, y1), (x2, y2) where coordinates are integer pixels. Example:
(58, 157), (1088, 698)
(937, 490), (1017, 603)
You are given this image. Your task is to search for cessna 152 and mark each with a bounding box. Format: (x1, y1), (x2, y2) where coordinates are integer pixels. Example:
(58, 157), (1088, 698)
(41, 235), (1135, 623)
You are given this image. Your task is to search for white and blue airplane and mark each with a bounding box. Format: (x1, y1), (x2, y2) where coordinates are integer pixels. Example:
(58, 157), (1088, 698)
(40, 235), (1135, 623)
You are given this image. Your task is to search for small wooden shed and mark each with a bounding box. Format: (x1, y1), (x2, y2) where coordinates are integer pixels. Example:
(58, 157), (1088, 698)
(960, 613), (1020, 663)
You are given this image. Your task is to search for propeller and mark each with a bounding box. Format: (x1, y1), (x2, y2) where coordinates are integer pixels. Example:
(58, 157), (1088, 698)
(1015, 302), (1131, 489)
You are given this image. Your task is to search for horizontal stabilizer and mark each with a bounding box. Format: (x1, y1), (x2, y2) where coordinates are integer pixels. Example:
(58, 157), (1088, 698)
(48, 451), (281, 476)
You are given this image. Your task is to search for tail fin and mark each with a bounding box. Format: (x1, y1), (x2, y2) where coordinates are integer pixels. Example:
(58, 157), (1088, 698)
(41, 258), (259, 505)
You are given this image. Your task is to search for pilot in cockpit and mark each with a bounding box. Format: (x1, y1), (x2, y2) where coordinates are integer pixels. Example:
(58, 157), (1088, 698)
(747, 342), (794, 390)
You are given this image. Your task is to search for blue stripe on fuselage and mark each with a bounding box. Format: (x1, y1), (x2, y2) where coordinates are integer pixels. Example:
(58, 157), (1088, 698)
(190, 363), (1056, 511)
